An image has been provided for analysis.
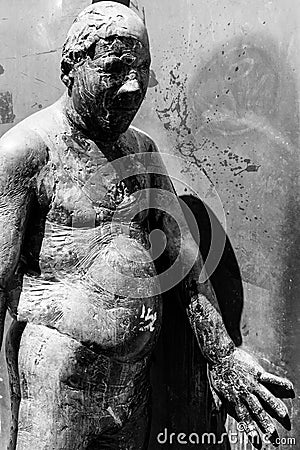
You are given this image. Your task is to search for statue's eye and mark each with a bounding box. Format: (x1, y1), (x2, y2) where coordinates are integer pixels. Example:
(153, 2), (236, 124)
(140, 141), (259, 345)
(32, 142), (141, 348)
(120, 53), (136, 66)
(104, 57), (123, 74)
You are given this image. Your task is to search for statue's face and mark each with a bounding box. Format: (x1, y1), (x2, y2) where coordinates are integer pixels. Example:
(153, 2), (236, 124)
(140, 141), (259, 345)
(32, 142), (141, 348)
(70, 36), (150, 141)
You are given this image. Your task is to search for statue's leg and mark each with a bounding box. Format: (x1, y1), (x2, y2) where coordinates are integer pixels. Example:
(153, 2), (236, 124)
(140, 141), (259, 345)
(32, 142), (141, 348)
(87, 394), (151, 450)
(11, 323), (151, 450)
(5, 320), (26, 450)
(14, 323), (92, 450)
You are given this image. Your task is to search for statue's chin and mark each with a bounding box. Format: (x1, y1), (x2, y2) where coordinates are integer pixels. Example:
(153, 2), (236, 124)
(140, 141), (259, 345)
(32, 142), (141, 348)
(96, 115), (136, 139)
(89, 124), (129, 144)
(72, 105), (138, 142)
(101, 121), (131, 138)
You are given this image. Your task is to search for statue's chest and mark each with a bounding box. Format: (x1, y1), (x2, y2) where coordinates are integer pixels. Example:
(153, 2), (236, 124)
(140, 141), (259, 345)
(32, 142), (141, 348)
(39, 135), (150, 227)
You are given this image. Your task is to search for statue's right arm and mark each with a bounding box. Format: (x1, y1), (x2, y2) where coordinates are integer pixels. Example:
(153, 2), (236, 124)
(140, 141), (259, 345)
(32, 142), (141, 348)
(0, 130), (47, 352)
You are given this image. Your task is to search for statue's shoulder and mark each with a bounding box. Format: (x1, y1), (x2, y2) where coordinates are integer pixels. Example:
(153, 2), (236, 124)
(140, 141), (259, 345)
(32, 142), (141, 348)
(128, 125), (159, 153)
(0, 105), (56, 176)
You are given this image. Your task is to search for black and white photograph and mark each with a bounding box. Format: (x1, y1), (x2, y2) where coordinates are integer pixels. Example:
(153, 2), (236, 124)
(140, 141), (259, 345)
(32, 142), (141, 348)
(0, 1), (298, 449)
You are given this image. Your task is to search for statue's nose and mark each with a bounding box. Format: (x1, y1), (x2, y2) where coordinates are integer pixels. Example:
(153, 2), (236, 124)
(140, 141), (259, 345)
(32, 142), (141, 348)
(117, 79), (141, 96)
(116, 78), (142, 109)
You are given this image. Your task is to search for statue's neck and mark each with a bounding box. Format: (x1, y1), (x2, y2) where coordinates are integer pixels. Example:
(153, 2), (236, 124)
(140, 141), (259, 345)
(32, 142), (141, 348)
(57, 92), (125, 161)
(59, 92), (121, 150)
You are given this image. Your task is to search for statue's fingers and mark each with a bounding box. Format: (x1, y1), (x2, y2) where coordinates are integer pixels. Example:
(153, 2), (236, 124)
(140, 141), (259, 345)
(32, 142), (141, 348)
(258, 372), (295, 399)
(243, 393), (279, 446)
(253, 384), (291, 431)
(234, 401), (262, 449)
(254, 384), (288, 418)
(259, 372), (294, 391)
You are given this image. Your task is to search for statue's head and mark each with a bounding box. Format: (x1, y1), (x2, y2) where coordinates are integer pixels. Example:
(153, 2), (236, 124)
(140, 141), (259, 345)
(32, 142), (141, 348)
(61, 1), (150, 141)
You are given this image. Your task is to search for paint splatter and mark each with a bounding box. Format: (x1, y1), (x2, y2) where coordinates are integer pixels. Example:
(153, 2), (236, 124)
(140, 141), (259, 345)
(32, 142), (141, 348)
(139, 305), (157, 332)
(153, 38), (286, 223)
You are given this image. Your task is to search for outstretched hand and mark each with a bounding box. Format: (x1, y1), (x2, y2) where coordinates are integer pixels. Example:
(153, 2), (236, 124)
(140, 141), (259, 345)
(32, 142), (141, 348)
(208, 347), (295, 449)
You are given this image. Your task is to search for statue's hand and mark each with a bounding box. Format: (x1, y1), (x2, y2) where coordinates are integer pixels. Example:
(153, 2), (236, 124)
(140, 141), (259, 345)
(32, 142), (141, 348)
(208, 347), (294, 449)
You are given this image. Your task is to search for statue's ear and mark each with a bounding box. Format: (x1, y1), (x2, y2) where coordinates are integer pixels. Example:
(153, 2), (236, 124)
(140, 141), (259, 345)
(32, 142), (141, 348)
(92, 0), (130, 6)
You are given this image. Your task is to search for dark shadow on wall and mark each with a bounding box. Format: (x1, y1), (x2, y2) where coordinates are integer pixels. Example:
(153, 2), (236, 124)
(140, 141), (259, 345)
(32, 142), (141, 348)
(149, 194), (244, 449)
(180, 195), (243, 346)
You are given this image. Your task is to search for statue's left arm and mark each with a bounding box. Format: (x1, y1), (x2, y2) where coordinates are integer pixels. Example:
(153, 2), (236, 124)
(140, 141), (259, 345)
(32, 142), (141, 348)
(146, 144), (294, 447)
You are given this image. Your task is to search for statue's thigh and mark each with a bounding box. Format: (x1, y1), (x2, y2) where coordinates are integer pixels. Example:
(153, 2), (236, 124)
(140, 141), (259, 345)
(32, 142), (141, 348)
(15, 323), (151, 450)
(16, 324), (95, 450)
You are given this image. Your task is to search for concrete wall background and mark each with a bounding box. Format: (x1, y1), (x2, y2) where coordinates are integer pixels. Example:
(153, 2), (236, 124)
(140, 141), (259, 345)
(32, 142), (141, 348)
(0, 0), (299, 448)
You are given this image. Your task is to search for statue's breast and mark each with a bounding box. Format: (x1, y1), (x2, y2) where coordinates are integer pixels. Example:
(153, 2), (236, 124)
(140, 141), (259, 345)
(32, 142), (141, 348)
(42, 136), (150, 227)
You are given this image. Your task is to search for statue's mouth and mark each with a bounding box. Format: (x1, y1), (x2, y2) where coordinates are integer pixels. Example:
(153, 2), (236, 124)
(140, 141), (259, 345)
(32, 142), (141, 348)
(110, 90), (142, 112)
(99, 90), (141, 123)
(110, 98), (140, 112)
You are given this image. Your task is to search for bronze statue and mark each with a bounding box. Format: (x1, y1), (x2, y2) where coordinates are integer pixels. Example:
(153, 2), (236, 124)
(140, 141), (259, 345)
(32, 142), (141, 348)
(0, 2), (294, 449)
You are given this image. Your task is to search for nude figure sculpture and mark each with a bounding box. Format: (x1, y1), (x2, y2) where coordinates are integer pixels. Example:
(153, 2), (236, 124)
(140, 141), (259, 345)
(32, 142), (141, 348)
(0, 2), (294, 449)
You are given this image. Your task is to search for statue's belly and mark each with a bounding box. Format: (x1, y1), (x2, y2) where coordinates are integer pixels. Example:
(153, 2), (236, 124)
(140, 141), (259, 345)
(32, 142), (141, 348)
(17, 222), (162, 361)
